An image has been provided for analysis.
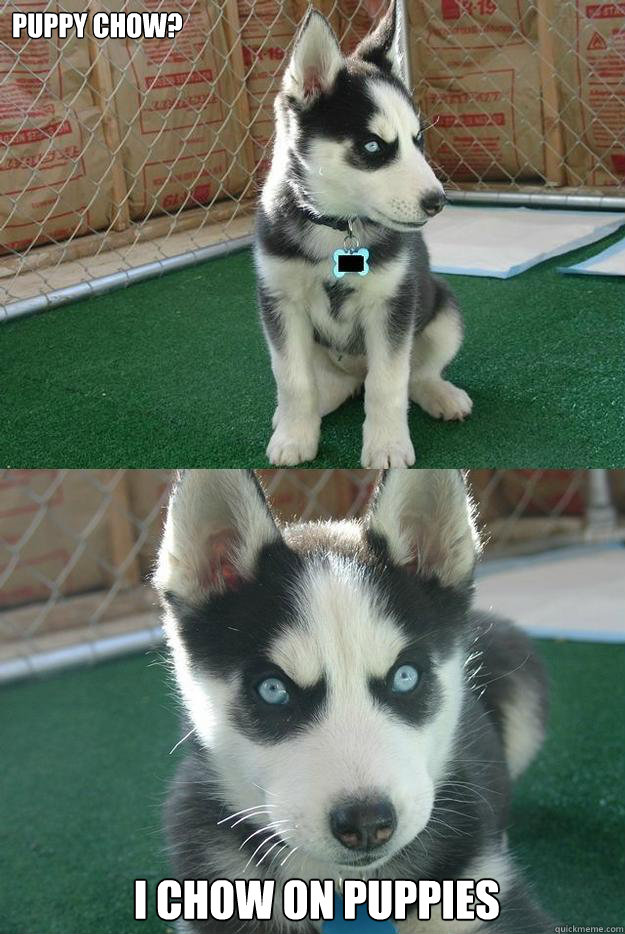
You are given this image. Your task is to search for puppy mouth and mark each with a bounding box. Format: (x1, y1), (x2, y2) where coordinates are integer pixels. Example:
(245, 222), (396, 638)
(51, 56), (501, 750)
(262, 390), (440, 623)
(336, 851), (389, 868)
(369, 210), (428, 231)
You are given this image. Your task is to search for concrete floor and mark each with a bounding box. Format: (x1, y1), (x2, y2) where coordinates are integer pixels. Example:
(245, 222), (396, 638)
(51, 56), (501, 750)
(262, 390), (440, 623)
(476, 544), (625, 642)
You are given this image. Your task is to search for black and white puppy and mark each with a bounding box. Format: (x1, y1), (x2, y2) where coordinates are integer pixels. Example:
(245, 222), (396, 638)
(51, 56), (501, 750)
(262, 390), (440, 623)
(155, 469), (552, 933)
(255, 2), (472, 467)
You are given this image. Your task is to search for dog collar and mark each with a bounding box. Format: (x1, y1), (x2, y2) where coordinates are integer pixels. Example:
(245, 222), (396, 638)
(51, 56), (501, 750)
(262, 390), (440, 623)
(296, 208), (372, 278)
(299, 207), (374, 233)
(332, 218), (370, 278)
(322, 892), (398, 931)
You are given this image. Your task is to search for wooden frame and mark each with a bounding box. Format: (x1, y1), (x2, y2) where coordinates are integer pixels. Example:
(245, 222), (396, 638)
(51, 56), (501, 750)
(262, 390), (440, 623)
(0, 197), (256, 280)
(86, 0), (131, 232)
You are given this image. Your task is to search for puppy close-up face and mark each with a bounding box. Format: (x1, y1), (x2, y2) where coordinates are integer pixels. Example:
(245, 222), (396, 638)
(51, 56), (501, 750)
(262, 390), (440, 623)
(156, 469), (478, 873)
(278, 4), (446, 230)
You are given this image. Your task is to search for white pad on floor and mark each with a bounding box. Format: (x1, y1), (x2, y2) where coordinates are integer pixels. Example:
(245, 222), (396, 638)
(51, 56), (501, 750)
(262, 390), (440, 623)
(475, 546), (625, 643)
(559, 235), (625, 277)
(423, 205), (625, 278)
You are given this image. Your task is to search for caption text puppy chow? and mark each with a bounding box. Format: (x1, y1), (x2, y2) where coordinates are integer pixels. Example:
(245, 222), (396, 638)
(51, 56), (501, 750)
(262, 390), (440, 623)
(11, 11), (184, 40)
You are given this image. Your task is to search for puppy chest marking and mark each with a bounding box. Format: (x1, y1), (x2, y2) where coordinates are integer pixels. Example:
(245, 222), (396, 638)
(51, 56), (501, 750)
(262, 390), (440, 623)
(313, 277), (363, 350)
(316, 258), (409, 347)
(261, 249), (412, 354)
(323, 280), (355, 320)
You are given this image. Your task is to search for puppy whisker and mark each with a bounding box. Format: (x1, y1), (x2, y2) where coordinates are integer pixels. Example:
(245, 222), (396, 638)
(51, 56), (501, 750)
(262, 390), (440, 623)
(280, 845), (300, 869)
(244, 830), (288, 872)
(240, 820), (290, 850)
(256, 836), (292, 868)
(218, 805), (277, 827)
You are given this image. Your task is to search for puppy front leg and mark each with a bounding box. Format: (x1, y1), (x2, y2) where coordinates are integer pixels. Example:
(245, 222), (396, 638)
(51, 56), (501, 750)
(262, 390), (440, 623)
(361, 318), (415, 468)
(265, 301), (320, 466)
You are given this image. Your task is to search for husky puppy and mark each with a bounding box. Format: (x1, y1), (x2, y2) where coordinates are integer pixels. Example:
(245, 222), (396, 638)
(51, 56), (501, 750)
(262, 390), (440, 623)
(256, 2), (473, 467)
(155, 469), (552, 933)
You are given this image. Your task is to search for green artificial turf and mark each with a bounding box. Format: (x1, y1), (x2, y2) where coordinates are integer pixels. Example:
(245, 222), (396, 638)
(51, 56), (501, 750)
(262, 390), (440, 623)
(2, 228), (625, 468)
(1, 639), (623, 934)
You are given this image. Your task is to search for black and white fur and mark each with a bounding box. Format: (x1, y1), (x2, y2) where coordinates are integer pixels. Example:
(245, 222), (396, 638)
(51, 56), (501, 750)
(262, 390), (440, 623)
(155, 469), (552, 933)
(256, 2), (473, 467)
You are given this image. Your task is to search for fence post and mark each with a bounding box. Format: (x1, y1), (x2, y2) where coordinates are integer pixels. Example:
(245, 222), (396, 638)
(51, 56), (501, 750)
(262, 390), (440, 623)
(398, 0), (411, 89)
(87, 0), (130, 233)
(585, 469), (617, 537)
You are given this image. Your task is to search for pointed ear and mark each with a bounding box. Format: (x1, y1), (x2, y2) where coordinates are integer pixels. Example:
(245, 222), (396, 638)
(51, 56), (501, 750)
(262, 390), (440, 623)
(353, 0), (403, 82)
(366, 470), (480, 587)
(154, 470), (280, 604)
(283, 9), (343, 105)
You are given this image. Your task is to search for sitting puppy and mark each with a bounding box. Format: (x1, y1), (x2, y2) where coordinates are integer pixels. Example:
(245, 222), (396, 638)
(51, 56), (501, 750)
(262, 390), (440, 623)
(255, 1), (472, 467)
(155, 469), (552, 933)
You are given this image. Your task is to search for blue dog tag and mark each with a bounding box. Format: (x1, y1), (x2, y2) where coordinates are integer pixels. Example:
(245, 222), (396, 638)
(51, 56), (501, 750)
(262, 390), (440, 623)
(333, 248), (370, 278)
(322, 892), (398, 933)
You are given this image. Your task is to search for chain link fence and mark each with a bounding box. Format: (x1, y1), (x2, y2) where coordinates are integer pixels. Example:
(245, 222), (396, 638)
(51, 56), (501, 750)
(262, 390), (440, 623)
(1, 468), (624, 682)
(1, 0), (624, 316)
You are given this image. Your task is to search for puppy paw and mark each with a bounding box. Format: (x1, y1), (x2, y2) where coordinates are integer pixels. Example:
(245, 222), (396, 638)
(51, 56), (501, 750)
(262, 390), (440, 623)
(411, 378), (473, 422)
(267, 420), (320, 465)
(361, 428), (415, 468)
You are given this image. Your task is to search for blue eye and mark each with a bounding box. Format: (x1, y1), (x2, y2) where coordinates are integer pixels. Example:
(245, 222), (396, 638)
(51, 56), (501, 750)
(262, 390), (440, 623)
(257, 677), (290, 705)
(414, 130), (424, 148)
(391, 664), (419, 694)
(364, 139), (381, 153)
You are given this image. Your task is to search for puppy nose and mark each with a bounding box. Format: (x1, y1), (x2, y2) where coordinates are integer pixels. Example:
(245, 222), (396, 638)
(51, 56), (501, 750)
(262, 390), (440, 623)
(330, 798), (396, 850)
(421, 190), (446, 217)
